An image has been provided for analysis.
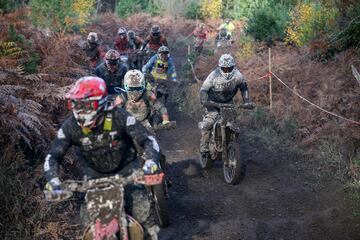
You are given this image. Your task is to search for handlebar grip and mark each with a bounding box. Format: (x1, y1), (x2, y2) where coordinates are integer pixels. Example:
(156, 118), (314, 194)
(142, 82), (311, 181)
(43, 190), (73, 202)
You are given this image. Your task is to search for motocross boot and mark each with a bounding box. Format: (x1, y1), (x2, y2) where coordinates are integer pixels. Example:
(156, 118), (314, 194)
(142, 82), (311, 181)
(146, 225), (160, 240)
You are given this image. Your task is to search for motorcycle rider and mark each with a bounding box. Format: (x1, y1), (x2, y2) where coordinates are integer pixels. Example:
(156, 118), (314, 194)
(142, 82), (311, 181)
(187, 22), (208, 54)
(43, 76), (160, 239)
(215, 27), (231, 42)
(81, 32), (107, 71)
(128, 30), (144, 50)
(127, 30), (145, 70)
(142, 46), (177, 103)
(218, 18), (235, 39)
(141, 24), (168, 55)
(115, 69), (170, 129)
(199, 54), (252, 162)
(114, 27), (130, 55)
(94, 49), (128, 94)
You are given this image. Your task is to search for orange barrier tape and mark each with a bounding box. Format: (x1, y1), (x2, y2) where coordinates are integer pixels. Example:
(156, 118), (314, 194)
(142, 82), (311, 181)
(248, 72), (272, 82)
(270, 71), (360, 125)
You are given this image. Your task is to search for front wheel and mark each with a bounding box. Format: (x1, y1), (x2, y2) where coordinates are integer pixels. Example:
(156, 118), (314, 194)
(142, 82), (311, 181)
(199, 152), (213, 170)
(153, 184), (169, 228)
(223, 140), (246, 185)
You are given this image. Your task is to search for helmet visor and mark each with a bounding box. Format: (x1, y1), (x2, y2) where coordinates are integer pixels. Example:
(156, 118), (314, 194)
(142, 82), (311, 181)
(107, 59), (119, 66)
(127, 86), (144, 92)
(152, 32), (160, 37)
(68, 100), (99, 112)
(221, 66), (234, 73)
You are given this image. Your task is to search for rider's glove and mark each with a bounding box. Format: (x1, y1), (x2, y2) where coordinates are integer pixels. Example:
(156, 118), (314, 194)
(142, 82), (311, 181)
(45, 177), (61, 191)
(142, 160), (159, 175)
(162, 120), (170, 125)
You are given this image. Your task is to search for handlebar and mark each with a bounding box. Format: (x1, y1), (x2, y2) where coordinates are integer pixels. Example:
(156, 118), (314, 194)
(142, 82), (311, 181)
(44, 170), (164, 202)
(151, 121), (176, 132)
(203, 101), (256, 110)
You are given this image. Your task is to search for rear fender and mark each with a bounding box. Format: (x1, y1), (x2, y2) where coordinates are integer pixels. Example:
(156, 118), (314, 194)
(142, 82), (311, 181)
(82, 215), (144, 240)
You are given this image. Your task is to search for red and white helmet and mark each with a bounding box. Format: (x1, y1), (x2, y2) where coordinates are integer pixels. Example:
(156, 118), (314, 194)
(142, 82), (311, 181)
(66, 76), (107, 127)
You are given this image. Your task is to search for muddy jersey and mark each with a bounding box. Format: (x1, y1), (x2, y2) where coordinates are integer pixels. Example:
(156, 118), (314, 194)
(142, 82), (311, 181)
(114, 37), (129, 54)
(81, 42), (106, 68)
(143, 35), (168, 52)
(120, 91), (167, 122)
(44, 107), (160, 182)
(200, 68), (246, 103)
(95, 62), (127, 94)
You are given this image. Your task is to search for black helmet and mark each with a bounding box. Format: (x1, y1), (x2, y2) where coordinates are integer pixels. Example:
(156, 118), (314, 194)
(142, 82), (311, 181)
(127, 30), (136, 39)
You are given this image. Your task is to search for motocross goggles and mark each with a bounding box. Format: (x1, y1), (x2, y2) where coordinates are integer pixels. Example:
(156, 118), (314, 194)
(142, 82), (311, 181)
(221, 66), (234, 73)
(67, 99), (100, 111)
(127, 86), (144, 92)
(107, 59), (119, 65)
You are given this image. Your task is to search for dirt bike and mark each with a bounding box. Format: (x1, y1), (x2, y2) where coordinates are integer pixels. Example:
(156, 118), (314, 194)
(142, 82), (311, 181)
(200, 102), (255, 185)
(214, 37), (232, 54)
(193, 37), (205, 55)
(144, 72), (178, 107)
(44, 170), (164, 240)
(139, 120), (176, 228)
(128, 50), (146, 70)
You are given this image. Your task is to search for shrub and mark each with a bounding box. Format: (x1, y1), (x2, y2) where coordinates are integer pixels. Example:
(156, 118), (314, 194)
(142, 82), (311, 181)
(285, 2), (338, 47)
(116, 0), (161, 18)
(0, 0), (25, 14)
(330, 3), (360, 50)
(200, 0), (222, 19)
(30, 0), (95, 32)
(221, 0), (296, 20)
(246, 3), (289, 45)
(235, 35), (254, 59)
(185, 1), (202, 19)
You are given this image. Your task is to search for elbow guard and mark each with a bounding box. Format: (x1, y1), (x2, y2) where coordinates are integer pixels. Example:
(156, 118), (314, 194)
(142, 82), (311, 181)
(200, 90), (208, 105)
(239, 82), (250, 103)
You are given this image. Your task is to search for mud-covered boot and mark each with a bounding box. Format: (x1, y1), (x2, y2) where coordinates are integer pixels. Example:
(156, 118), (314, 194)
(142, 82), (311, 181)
(146, 225), (160, 240)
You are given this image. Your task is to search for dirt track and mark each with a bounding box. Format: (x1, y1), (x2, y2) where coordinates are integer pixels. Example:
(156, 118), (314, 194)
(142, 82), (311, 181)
(156, 107), (359, 240)
(154, 43), (360, 239)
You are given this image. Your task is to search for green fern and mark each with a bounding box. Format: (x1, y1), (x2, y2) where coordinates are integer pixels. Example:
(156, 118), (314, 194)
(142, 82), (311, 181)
(0, 41), (23, 58)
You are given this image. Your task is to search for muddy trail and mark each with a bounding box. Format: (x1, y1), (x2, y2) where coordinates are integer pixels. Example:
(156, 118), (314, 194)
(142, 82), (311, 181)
(152, 48), (360, 240)
(156, 106), (359, 240)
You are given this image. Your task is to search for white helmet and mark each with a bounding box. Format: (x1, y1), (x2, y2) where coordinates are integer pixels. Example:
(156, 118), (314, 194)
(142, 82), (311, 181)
(87, 32), (99, 44)
(218, 54), (236, 80)
(124, 70), (146, 102)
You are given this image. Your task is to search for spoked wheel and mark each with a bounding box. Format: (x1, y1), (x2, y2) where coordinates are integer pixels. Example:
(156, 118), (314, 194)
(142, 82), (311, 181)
(223, 140), (246, 185)
(153, 184), (169, 228)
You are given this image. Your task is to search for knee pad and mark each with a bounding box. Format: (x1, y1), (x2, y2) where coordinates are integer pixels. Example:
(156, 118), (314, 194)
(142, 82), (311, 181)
(198, 120), (213, 131)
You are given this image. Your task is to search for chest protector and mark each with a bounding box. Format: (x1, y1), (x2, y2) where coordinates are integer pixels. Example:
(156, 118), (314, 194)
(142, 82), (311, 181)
(78, 113), (133, 173)
(125, 96), (150, 122)
(209, 75), (239, 103)
(151, 58), (168, 80)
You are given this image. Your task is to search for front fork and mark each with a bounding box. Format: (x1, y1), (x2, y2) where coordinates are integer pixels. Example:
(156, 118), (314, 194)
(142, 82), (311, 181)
(222, 125), (237, 167)
(221, 124), (228, 166)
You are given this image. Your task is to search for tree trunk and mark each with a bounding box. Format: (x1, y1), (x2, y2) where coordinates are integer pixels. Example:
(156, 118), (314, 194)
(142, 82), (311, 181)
(96, 0), (117, 13)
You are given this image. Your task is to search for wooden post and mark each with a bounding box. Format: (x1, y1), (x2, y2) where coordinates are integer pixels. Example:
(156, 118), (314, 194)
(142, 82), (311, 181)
(188, 45), (191, 55)
(269, 48), (272, 110)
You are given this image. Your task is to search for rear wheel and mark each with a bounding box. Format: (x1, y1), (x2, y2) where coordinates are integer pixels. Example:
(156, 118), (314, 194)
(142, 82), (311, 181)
(153, 184), (169, 228)
(223, 139), (246, 185)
